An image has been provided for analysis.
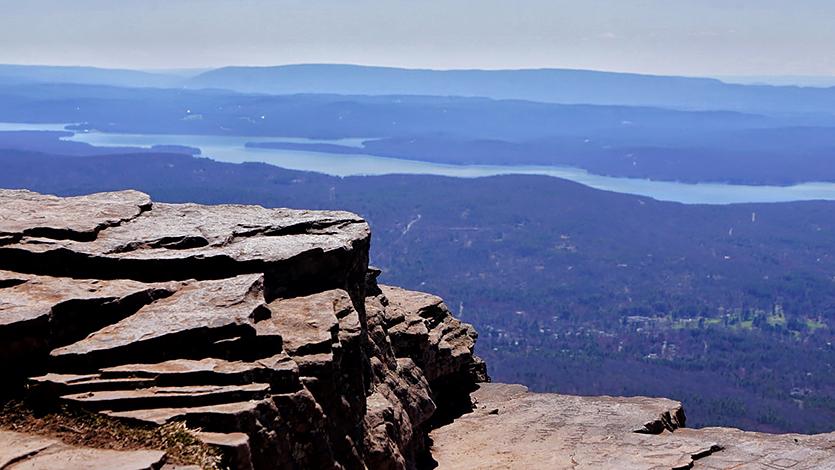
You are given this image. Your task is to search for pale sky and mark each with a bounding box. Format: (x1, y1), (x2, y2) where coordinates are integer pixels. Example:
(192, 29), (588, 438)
(1, 0), (834, 76)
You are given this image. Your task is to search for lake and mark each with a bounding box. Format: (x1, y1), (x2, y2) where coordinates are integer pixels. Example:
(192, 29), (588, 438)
(6, 123), (835, 205)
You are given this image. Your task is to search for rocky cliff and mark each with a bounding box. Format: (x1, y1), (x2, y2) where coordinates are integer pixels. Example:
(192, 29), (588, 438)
(1, 190), (833, 470)
(0, 189), (486, 469)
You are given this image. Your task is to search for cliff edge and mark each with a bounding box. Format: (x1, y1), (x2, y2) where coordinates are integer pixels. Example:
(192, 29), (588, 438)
(430, 383), (835, 469)
(0, 189), (486, 469)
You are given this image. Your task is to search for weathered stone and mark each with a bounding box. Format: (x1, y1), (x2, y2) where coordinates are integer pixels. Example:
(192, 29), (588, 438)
(0, 271), (173, 384)
(683, 427), (835, 469)
(363, 358), (436, 470)
(30, 373), (156, 394)
(261, 387), (341, 470)
(431, 384), (701, 469)
(104, 400), (264, 428)
(196, 432), (254, 470)
(62, 383), (271, 411)
(0, 431), (58, 468)
(259, 289), (372, 469)
(0, 430), (166, 470)
(0, 195), (371, 305)
(364, 391), (410, 470)
(259, 290), (351, 355)
(99, 354), (299, 391)
(0, 190), (151, 243)
(381, 285), (480, 380)
(50, 275), (266, 369)
(430, 383), (835, 470)
(0, 190), (488, 470)
(380, 285), (486, 422)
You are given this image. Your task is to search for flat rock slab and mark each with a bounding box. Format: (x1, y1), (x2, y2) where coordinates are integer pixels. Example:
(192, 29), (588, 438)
(430, 383), (835, 470)
(0, 270), (172, 329)
(78, 202), (368, 262)
(99, 354), (299, 389)
(50, 275), (265, 367)
(101, 354), (294, 377)
(0, 431), (58, 468)
(431, 383), (705, 470)
(0, 430), (165, 470)
(0, 192), (370, 289)
(62, 383), (271, 411)
(0, 190), (150, 243)
(30, 373), (156, 394)
(681, 427), (835, 469)
(104, 400), (264, 426)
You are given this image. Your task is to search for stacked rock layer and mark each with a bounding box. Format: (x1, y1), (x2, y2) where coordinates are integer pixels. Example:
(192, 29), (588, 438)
(0, 190), (486, 470)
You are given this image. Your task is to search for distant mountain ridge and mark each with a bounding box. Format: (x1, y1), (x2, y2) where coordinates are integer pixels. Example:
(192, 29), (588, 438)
(5, 63), (835, 116)
(0, 64), (183, 88)
(186, 64), (835, 116)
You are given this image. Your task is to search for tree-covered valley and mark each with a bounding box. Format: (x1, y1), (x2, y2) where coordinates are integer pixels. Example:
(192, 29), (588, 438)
(1, 143), (832, 433)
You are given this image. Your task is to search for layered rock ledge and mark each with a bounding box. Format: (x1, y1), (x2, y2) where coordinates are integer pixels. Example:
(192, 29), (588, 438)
(2, 189), (833, 469)
(0, 190), (486, 469)
(429, 382), (835, 469)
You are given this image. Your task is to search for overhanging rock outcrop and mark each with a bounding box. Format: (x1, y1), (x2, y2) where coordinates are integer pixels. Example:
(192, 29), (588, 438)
(0, 190), (487, 469)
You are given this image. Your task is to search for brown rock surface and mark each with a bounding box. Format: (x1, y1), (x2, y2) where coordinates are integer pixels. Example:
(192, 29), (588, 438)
(380, 285), (488, 422)
(0, 270), (174, 383)
(102, 399), (266, 427)
(429, 383), (835, 470)
(260, 289), (350, 355)
(196, 432), (254, 470)
(0, 189), (485, 470)
(0, 189), (151, 243)
(680, 427), (835, 469)
(0, 430), (166, 470)
(0, 198), (371, 303)
(50, 275), (267, 369)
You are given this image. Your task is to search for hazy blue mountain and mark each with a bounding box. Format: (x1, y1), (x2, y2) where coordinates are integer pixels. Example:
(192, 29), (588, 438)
(187, 64), (835, 116)
(716, 75), (835, 88)
(0, 83), (782, 141)
(0, 64), (183, 88)
(7, 63), (835, 117)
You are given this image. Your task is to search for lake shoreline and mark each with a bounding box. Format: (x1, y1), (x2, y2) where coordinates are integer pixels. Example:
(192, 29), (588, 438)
(3, 122), (835, 205)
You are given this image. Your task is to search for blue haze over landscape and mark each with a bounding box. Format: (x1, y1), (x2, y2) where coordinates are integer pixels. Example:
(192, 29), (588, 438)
(2, 0), (835, 439)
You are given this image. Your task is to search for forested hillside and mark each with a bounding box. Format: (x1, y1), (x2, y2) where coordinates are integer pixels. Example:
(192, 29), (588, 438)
(1, 146), (832, 433)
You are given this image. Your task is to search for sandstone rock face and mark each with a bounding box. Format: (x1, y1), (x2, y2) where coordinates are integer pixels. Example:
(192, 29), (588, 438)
(430, 383), (835, 470)
(0, 191), (371, 303)
(0, 190), (486, 469)
(0, 190), (151, 243)
(0, 270), (176, 381)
